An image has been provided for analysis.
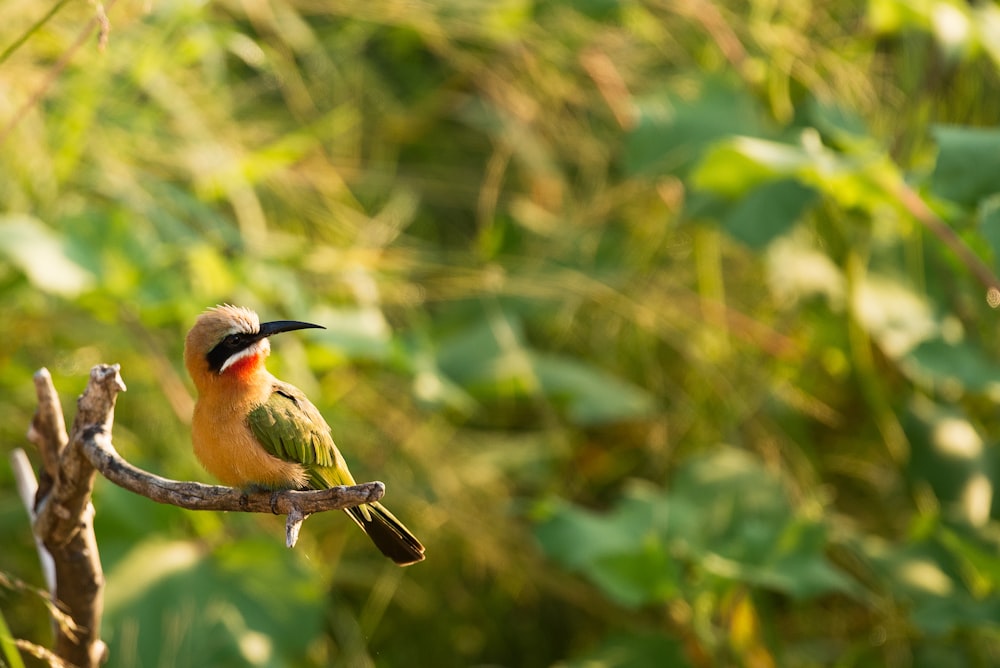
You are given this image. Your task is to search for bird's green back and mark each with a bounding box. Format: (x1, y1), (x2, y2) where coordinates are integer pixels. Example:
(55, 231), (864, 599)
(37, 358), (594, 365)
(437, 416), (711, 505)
(247, 381), (356, 489)
(249, 380), (422, 564)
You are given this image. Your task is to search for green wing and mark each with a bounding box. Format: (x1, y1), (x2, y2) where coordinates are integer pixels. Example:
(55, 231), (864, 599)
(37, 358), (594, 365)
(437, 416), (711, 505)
(250, 382), (425, 565)
(247, 381), (356, 488)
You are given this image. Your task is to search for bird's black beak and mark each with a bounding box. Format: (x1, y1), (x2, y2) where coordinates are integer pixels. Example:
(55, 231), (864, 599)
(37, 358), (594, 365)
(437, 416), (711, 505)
(257, 320), (326, 340)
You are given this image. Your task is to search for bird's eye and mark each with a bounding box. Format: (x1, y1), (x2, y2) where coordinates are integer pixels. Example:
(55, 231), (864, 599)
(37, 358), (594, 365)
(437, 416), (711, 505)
(226, 334), (243, 347)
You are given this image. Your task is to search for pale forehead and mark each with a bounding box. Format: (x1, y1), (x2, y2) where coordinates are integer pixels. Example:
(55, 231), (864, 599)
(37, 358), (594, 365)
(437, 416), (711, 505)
(200, 304), (260, 334)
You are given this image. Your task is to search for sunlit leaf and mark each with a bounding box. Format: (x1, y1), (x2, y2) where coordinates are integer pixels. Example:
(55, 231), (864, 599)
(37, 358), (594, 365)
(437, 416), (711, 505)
(0, 215), (94, 296)
(765, 231), (846, 305)
(406, 345), (480, 414)
(853, 275), (939, 359)
(692, 137), (808, 196)
(102, 538), (324, 667)
(312, 305), (392, 361)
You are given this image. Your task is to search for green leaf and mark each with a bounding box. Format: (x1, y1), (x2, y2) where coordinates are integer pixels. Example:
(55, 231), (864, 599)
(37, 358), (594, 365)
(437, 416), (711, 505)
(906, 338), (1000, 391)
(807, 98), (869, 142)
(531, 353), (658, 426)
(588, 543), (679, 608)
(427, 312), (656, 425)
(692, 137), (808, 197)
(761, 538), (861, 599)
(407, 347), (480, 414)
(910, 596), (1000, 635)
(429, 308), (527, 385)
(903, 400), (996, 526)
(537, 449), (856, 605)
(722, 178), (818, 248)
(625, 78), (768, 178)
(0, 215), (94, 296)
(534, 499), (646, 571)
(978, 194), (1000, 274)
(669, 448), (795, 566)
(931, 125), (1000, 206)
(311, 305), (392, 361)
(0, 608), (26, 668)
(852, 536), (999, 635)
(939, 527), (1000, 590)
(102, 539), (324, 667)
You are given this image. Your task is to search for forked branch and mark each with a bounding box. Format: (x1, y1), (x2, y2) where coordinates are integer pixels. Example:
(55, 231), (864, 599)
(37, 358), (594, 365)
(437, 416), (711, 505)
(23, 364), (385, 668)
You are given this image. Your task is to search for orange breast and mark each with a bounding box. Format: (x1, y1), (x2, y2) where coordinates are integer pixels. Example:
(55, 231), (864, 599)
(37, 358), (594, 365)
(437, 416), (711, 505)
(191, 373), (308, 490)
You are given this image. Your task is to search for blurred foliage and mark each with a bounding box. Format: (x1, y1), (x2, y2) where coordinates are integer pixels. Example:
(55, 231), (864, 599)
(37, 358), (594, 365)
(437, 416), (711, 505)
(4, 0), (1000, 666)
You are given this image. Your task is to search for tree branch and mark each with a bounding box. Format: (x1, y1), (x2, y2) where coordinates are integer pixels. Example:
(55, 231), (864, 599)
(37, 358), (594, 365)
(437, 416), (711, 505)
(79, 425), (385, 517)
(26, 364), (388, 668)
(9, 448), (55, 593)
(27, 368), (68, 488)
(32, 365), (115, 668)
(893, 181), (1000, 301)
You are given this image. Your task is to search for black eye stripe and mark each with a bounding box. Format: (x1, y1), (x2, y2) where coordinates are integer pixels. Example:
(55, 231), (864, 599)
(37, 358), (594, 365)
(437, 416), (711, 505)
(206, 331), (258, 373)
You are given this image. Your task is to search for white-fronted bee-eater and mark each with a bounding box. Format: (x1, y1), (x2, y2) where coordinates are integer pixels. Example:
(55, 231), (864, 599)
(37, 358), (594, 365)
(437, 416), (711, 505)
(184, 304), (425, 565)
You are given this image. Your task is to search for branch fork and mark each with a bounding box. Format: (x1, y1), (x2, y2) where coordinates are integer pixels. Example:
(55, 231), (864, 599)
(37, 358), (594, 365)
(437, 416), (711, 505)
(15, 364), (385, 668)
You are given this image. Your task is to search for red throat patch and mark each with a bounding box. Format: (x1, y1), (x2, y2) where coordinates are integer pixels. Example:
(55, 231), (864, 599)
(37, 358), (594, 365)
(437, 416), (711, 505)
(226, 352), (264, 381)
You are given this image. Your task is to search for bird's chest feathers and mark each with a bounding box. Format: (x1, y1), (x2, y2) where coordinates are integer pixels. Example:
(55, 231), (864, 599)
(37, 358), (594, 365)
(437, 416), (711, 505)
(192, 377), (307, 489)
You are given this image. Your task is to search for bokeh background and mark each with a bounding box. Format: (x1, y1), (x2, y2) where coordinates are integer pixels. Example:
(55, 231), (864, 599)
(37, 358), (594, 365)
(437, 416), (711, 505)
(5, 0), (1000, 666)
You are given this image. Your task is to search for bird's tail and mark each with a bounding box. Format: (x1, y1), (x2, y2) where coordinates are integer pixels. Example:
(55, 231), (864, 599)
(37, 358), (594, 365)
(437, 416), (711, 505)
(345, 502), (425, 566)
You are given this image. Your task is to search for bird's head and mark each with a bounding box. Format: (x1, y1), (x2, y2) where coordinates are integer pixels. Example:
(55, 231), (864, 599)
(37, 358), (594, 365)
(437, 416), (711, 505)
(184, 305), (324, 389)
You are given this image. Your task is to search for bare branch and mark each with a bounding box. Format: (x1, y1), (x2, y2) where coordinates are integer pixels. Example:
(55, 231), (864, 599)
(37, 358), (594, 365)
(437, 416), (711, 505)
(9, 448), (55, 592)
(28, 368), (68, 482)
(32, 365), (118, 668)
(80, 424), (386, 516)
(286, 508), (308, 549)
(894, 182), (1000, 301)
(35, 365), (122, 546)
(27, 364), (386, 667)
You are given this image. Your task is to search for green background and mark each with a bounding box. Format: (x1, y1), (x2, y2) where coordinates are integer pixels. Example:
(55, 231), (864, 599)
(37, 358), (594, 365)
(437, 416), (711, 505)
(4, 0), (1000, 665)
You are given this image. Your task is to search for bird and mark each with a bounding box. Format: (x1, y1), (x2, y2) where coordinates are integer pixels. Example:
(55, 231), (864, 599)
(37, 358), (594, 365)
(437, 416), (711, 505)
(184, 304), (425, 565)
